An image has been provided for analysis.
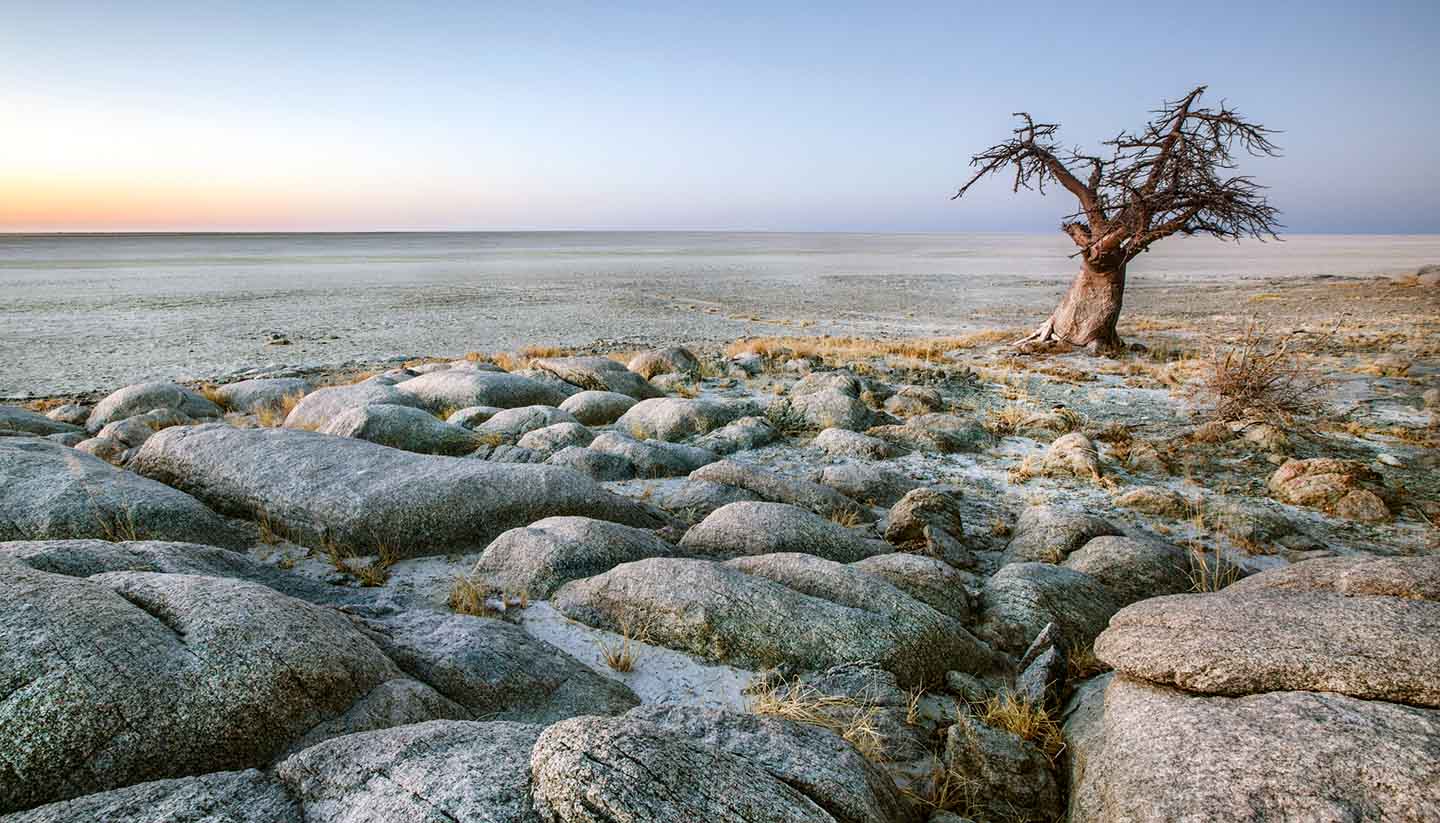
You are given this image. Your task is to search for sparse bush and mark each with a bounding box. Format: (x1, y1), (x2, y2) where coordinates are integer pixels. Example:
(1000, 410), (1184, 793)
(1201, 322), (1329, 421)
(976, 690), (1065, 761)
(255, 391), (305, 428)
(448, 575), (491, 616)
(596, 613), (648, 673)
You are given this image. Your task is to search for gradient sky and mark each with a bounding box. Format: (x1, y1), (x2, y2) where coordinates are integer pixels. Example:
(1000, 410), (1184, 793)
(2, 1), (1437, 233)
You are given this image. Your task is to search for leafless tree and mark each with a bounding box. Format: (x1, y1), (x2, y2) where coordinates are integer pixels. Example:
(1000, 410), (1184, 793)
(953, 86), (1281, 352)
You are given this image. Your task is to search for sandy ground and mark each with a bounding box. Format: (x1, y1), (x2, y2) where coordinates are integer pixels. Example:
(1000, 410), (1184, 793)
(3, 233), (1436, 398)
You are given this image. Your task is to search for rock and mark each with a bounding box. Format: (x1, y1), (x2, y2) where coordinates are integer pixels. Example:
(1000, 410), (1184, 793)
(0, 405), (83, 437)
(627, 346), (702, 380)
(691, 459), (869, 520)
(883, 385), (943, 417)
(694, 416), (780, 454)
(472, 516), (676, 598)
(589, 431), (717, 477)
(1039, 431), (1101, 479)
(277, 720), (542, 823)
(395, 370), (569, 411)
(1205, 497), (1302, 548)
(653, 478), (763, 518)
(678, 502), (889, 562)
(1002, 505), (1121, 564)
(545, 446), (636, 481)
(96, 415), (161, 449)
(0, 438), (249, 548)
(212, 378), (313, 414)
(978, 562), (1125, 655)
(283, 382), (429, 430)
(480, 444), (545, 463)
(885, 487), (964, 547)
(852, 552), (978, 622)
(1094, 589), (1440, 706)
(3, 769), (299, 823)
(553, 557), (994, 686)
(558, 389), (638, 425)
(517, 421), (595, 456)
(1016, 643), (1067, 712)
(1232, 420), (1291, 453)
(531, 356), (664, 399)
(511, 367), (586, 398)
(1225, 555), (1440, 601)
(1068, 675), (1440, 822)
(85, 382), (222, 433)
(867, 414), (991, 454)
(819, 463), (919, 506)
(1423, 387), (1440, 409)
(1267, 457), (1392, 522)
(129, 424), (665, 558)
(1113, 486), (1188, 517)
(529, 715), (835, 823)
(943, 716), (1061, 823)
(730, 352), (764, 376)
(761, 663), (934, 763)
(0, 567), (456, 812)
(357, 609), (638, 721)
(626, 704), (909, 823)
(74, 435), (126, 464)
(44, 431), (86, 447)
(0, 538), (356, 606)
(615, 397), (758, 441)
(791, 371), (866, 397)
(812, 427), (905, 460)
(1062, 536), (1192, 606)
(45, 403), (91, 426)
(444, 405), (505, 428)
(320, 403), (480, 456)
(782, 389), (876, 431)
(474, 405), (581, 439)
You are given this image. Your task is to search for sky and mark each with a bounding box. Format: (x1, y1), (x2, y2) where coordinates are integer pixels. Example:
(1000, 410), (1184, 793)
(1, 0), (1437, 233)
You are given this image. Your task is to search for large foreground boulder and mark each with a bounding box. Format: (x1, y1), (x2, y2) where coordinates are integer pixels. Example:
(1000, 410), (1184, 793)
(1225, 554), (1440, 601)
(677, 501), (888, 562)
(553, 556), (995, 686)
(0, 567), (457, 813)
(471, 516), (677, 598)
(320, 403), (479, 456)
(129, 425), (665, 558)
(4, 769), (299, 823)
(0, 438), (249, 548)
(1095, 589), (1440, 707)
(1067, 676), (1440, 822)
(395, 370), (569, 411)
(86, 382), (222, 433)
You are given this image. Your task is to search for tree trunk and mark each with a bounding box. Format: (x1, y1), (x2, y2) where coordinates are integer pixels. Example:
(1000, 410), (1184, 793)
(1020, 260), (1126, 353)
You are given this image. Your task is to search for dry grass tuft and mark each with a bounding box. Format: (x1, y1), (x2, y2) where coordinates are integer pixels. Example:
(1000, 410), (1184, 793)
(21, 397), (69, 412)
(255, 391), (305, 428)
(748, 678), (886, 762)
(976, 691), (1066, 761)
(725, 330), (1020, 367)
(1201, 322), (1330, 421)
(596, 614), (649, 673)
(985, 404), (1031, 437)
(447, 575), (492, 616)
(828, 506), (865, 528)
(1188, 545), (1241, 592)
(1066, 644), (1111, 681)
(518, 344), (570, 360)
(198, 384), (229, 411)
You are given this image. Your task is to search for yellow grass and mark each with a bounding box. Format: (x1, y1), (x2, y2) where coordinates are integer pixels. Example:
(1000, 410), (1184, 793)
(976, 691), (1066, 761)
(255, 391), (305, 428)
(748, 678), (886, 762)
(725, 331), (1021, 365)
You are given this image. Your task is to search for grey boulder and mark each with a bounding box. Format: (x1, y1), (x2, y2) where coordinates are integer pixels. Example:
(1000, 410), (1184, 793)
(320, 403), (480, 456)
(691, 459), (869, 520)
(1002, 505), (1121, 564)
(1062, 535), (1192, 606)
(694, 416), (780, 455)
(558, 390), (637, 425)
(471, 516), (676, 598)
(811, 427), (905, 460)
(0, 405), (83, 437)
(283, 382), (428, 430)
(2, 769), (299, 823)
(978, 562), (1125, 655)
(475, 405), (581, 438)
(212, 378), (313, 414)
(615, 397), (758, 441)
(589, 431), (717, 477)
(678, 501), (889, 562)
(395, 370), (569, 410)
(819, 462), (919, 506)
(86, 382), (222, 433)
(545, 446), (636, 481)
(517, 422), (595, 456)
(626, 346), (702, 380)
(531, 356), (664, 399)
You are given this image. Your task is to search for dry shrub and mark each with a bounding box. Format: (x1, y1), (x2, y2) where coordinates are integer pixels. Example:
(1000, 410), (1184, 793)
(985, 404), (1031, 437)
(255, 391), (305, 428)
(828, 506), (864, 528)
(1188, 545), (1240, 592)
(596, 613), (649, 673)
(976, 691), (1066, 761)
(1201, 322), (1329, 421)
(448, 575), (491, 616)
(748, 678), (886, 762)
(198, 384), (229, 410)
(518, 344), (570, 359)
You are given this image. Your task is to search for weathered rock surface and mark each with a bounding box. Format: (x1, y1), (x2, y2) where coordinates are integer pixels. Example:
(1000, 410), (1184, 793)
(474, 405), (581, 439)
(811, 427), (904, 460)
(1267, 457), (1392, 521)
(1095, 589), (1440, 706)
(517, 421), (594, 456)
(545, 446), (636, 480)
(867, 413), (991, 454)
(531, 356), (664, 399)
(283, 382), (428, 430)
(553, 557), (994, 685)
(852, 551), (978, 623)
(654, 478), (763, 517)
(1040, 431), (1101, 479)
(589, 431), (717, 477)
(129, 424), (665, 557)
(978, 562), (1124, 654)
(472, 516), (676, 598)
(2, 769), (300, 823)
(212, 378), (313, 413)
(86, 382), (221, 433)
(277, 720), (543, 823)
(445, 405), (505, 428)
(885, 487), (964, 547)
(357, 609), (639, 721)
(678, 502), (889, 562)
(0, 438), (249, 548)
(45, 403), (91, 426)
(944, 716), (1061, 822)
(0, 567), (451, 812)
(395, 370), (569, 411)
(557, 390), (637, 425)
(819, 462), (919, 506)
(782, 389), (876, 432)
(320, 403), (479, 455)
(1062, 535), (1192, 606)
(691, 459), (869, 519)
(1113, 485), (1188, 517)
(625, 705), (910, 823)
(616, 397), (757, 441)
(1068, 676), (1440, 823)
(1002, 505), (1121, 564)
(627, 346), (701, 380)
(529, 715), (835, 823)
(0, 405), (83, 437)
(1225, 554), (1440, 601)
(694, 416), (780, 455)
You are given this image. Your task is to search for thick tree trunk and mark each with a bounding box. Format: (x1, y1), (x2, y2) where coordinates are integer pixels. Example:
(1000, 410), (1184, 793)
(1019, 260), (1127, 353)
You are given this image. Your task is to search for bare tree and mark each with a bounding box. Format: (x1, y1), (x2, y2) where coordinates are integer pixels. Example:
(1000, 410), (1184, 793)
(953, 86), (1281, 353)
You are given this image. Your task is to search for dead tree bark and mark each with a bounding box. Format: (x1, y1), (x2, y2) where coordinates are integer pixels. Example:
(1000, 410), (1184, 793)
(952, 87), (1281, 353)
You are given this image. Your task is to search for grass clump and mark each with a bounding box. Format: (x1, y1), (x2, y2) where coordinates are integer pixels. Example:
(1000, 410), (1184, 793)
(595, 613), (649, 673)
(747, 678), (886, 762)
(976, 691), (1065, 761)
(1188, 545), (1241, 592)
(1201, 321), (1330, 421)
(448, 575), (492, 616)
(255, 391), (305, 428)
